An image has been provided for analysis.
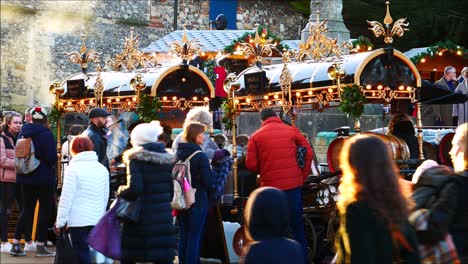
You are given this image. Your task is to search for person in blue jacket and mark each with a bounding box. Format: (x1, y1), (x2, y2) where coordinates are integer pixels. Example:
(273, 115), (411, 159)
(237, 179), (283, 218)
(241, 187), (304, 264)
(10, 107), (56, 257)
(176, 122), (216, 264)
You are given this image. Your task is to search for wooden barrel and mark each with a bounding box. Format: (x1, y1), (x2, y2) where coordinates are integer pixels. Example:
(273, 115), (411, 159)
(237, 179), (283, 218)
(327, 133), (410, 172)
(438, 132), (454, 166)
(423, 141), (438, 161)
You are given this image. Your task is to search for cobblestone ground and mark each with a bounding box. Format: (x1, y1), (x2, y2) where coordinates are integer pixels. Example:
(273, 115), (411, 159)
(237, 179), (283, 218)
(1, 251), (225, 264)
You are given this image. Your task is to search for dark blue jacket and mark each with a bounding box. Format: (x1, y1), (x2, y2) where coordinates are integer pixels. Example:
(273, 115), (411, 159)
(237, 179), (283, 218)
(118, 142), (177, 262)
(176, 143), (216, 207)
(17, 123), (57, 185)
(241, 187), (303, 264)
(83, 122), (109, 170)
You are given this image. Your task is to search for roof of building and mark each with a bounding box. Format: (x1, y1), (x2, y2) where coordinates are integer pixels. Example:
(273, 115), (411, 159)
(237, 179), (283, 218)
(404, 47), (429, 58)
(142, 30), (300, 53)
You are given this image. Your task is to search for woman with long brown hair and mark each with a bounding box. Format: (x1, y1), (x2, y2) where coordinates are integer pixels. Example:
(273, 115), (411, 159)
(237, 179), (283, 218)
(335, 134), (420, 263)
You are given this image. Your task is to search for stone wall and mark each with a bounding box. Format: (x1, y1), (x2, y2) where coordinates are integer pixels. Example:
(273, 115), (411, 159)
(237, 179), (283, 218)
(1, 0), (306, 112)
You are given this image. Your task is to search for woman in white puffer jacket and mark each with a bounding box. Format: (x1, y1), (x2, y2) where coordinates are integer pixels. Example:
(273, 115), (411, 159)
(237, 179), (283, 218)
(55, 135), (109, 264)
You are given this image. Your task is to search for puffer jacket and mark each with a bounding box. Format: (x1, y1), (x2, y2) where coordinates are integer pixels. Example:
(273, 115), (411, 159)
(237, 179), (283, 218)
(245, 116), (313, 190)
(0, 130), (17, 183)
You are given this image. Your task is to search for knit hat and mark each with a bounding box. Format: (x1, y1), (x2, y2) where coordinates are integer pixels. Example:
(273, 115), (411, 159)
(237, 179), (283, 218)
(130, 121), (163, 147)
(31, 106), (47, 120)
(412, 159), (439, 183)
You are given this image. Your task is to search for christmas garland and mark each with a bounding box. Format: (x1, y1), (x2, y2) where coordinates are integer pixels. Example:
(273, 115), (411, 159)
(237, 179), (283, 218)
(410, 40), (467, 64)
(48, 104), (63, 125)
(221, 98), (234, 130)
(203, 59), (217, 86)
(339, 84), (367, 119)
(136, 94), (162, 123)
(351, 35), (374, 52)
(223, 25), (289, 54)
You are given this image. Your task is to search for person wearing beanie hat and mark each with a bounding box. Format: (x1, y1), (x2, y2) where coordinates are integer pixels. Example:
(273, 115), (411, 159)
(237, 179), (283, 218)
(130, 121), (163, 147)
(118, 120), (176, 264)
(11, 106), (57, 257)
(83, 108), (111, 169)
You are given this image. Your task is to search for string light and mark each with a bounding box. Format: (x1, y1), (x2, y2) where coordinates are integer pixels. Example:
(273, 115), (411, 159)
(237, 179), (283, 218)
(398, 85), (404, 90)
(264, 95), (269, 100)
(308, 91), (313, 95)
(296, 92), (301, 97)
(192, 96), (198, 101)
(274, 94), (279, 99)
(162, 96), (167, 101)
(366, 84), (372, 90)
(377, 85), (383, 90)
(67, 101), (72, 106)
(420, 58), (426, 63)
(457, 50), (462, 55)
(172, 96), (177, 101)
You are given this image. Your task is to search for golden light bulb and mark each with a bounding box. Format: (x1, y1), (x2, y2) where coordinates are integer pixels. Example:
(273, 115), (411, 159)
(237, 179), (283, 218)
(264, 95), (269, 100)
(308, 91), (313, 95)
(172, 96), (177, 101)
(308, 99), (312, 103)
(356, 45), (360, 50)
(406, 86), (412, 91)
(89, 100), (93, 104)
(59, 102), (64, 106)
(377, 85), (383, 90)
(438, 51), (443, 56)
(67, 101), (72, 106)
(234, 99), (239, 104)
(162, 96), (167, 101)
(366, 84), (372, 90)
(456, 50), (462, 55)
(115, 98), (120, 102)
(278, 100), (283, 105)
(80, 99), (84, 104)
(107, 99), (112, 103)
(398, 85), (404, 90)
(192, 96), (198, 101)
(296, 92), (301, 97)
(421, 58), (426, 63)
(367, 47), (372, 51)
(132, 97), (137, 102)
(274, 94), (279, 99)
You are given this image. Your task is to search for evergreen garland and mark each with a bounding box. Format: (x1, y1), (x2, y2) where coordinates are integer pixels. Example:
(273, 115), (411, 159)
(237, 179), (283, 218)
(48, 104), (63, 125)
(410, 40), (467, 64)
(339, 84), (367, 119)
(352, 36), (374, 51)
(203, 59), (217, 86)
(221, 98), (234, 130)
(136, 94), (162, 122)
(223, 25), (289, 54)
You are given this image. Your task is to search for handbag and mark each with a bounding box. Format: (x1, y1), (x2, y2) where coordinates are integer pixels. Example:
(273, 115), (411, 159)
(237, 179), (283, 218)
(183, 176), (196, 208)
(88, 201), (121, 260)
(116, 197), (142, 224)
(296, 146), (307, 169)
(54, 228), (79, 264)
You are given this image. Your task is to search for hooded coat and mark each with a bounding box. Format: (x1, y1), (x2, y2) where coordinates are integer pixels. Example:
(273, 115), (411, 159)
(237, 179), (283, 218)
(241, 187), (303, 264)
(118, 142), (177, 263)
(16, 123), (57, 185)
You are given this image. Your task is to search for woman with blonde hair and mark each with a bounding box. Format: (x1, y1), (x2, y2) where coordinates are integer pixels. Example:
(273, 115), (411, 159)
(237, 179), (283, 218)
(335, 134), (420, 263)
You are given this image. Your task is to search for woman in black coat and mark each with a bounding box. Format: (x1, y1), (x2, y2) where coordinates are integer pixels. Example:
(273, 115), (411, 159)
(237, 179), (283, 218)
(118, 121), (176, 264)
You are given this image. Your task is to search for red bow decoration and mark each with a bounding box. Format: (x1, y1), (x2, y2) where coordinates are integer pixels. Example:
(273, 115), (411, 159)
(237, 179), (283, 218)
(35, 106), (42, 112)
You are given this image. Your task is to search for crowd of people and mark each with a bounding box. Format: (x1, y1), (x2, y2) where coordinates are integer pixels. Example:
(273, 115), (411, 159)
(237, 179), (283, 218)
(0, 103), (467, 264)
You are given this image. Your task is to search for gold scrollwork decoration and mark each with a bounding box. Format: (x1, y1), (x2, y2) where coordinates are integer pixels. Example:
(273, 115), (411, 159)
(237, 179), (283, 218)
(237, 25), (279, 67)
(167, 26), (202, 65)
(378, 86), (396, 103)
(367, 1), (409, 45)
(94, 65), (104, 107)
(65, 35), (101, 74)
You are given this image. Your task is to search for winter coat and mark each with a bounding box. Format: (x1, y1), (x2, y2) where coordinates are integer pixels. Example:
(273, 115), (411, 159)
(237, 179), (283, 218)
(452, 81), (468, 125)
(391, 120), (419, 159)
(241, 187), (303, 264)
(433, 78), (457, 126)
(83, 122), (109, 169)
(118, 142), (177, 263)
(414, 169), (468, 259)
(56, 151), (109, 228)
(172, 133), (218, 160)
(176, 142), (216, 205)
(0, 130), (17, 183)
(17, 123), (57, 185)
(245, 116), (313, 190)
(335, 201), (421, 264)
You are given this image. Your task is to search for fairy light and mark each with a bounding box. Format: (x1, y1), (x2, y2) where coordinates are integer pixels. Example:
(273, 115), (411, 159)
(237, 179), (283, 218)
(67, 101), (72, 106)
(59, 102), (64, 106)
(234, 99), (239, 104)
(438, 51), (443, 56)
(80, 99), (85, 104)
(264, 95), (269, 100)
(308, 91), (313, 95)
(162, 96), (167, 101)
(278, 100), (283, 105)
(406, 86), (412, 91)
(172, 96), (177, 101)
(377, 85), (383, 90)
(132, 97), (137, 102)
(421, 58), (426, 63)
(328, 88), (333, 93)
(115, 98), (120, 102)
(274, 94), (279, 99)
(246, 97), (251, 103)
(89, 99), (94, 104)
(107, 98), (112, 103)
(367, 47), (372, 51)
(366, 84), (372, 90)
(456, 50), (462, 56)
(398, 85), (404, 90)
(192, 96), (198, 101)
(296, 92), (301, 97)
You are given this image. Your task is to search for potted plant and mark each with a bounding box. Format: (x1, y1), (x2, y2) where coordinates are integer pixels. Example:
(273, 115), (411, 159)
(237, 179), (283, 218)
(339, 84), (367, 132)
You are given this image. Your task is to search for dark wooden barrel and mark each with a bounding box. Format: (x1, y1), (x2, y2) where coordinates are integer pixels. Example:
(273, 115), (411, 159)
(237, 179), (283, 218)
(327, 133), (410, 172)
(423, 141), (438, 161)
(438, 132), (454, 166)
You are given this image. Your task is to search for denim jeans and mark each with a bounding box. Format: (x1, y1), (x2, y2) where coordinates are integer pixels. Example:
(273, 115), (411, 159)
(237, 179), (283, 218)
(284, 187), (308, 264)
(177, 199), (209, 264)
(69, 226), (93, 264)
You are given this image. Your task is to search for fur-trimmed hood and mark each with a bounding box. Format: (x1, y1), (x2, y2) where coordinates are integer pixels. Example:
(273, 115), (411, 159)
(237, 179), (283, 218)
(123, 143), (175, 165)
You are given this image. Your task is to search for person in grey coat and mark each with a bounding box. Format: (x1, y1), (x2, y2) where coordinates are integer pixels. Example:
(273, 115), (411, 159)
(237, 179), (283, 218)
(452, 67), (468, 126)
(171, 107), (218, 160)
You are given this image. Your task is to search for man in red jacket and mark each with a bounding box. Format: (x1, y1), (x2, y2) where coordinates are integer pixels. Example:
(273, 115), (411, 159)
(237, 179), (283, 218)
(246, 108), (313, 264)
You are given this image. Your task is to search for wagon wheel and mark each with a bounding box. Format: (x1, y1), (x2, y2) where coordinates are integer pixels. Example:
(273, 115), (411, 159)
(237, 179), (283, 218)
(303, 214), (317, 263)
